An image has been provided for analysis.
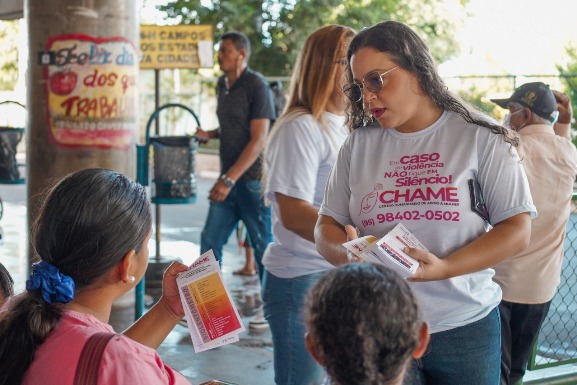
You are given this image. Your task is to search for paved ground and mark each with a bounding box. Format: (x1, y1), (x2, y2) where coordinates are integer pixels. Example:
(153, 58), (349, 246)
(0, 153), (275, 385)
(4, 153), (577, 384)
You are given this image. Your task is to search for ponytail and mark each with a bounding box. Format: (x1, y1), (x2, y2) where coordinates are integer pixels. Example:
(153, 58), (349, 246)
(0, 168), (152, 385)
(0, 292), (63, 385)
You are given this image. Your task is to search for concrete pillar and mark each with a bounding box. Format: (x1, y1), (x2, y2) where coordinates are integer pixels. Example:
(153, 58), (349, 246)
(26, 0), (139, 252)
(25, 0), (140, 327)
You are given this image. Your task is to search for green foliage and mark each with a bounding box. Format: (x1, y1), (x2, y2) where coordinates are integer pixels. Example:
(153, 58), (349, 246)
(453, 75), (521, 122)
(0, 20), (19, 91)
(458, 86), (500, 116)
(158, 0), (467, 76)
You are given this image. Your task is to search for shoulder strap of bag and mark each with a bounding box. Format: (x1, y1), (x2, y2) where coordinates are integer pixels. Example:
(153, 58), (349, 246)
(73, 332), (117, 385)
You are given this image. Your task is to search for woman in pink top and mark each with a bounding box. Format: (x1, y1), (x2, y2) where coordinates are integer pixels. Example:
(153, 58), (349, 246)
(0, 168), (192, 385)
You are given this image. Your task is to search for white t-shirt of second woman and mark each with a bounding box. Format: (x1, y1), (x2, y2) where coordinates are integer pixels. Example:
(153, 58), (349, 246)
(263, 111), (348, 278)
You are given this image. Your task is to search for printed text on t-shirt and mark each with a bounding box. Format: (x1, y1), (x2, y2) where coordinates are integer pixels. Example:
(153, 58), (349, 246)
(358, 152), (460, 229)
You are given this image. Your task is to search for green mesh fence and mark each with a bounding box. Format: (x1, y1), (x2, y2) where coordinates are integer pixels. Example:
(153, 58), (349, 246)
(528, 194), (577, 370)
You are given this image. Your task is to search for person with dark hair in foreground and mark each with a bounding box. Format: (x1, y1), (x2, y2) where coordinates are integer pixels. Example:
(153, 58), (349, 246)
(304, 263), (429, 385)
(0, 168), (192, 385)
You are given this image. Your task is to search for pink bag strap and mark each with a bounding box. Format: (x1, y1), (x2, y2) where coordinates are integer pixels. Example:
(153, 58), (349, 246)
(73, 332), (117, 385)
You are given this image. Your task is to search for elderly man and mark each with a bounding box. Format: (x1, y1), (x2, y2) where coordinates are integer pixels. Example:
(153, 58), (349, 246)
(492, 82), (577, 385)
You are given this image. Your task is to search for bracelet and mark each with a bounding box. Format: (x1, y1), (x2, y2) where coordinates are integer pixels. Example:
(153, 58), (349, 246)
(220, 174), (235, 188)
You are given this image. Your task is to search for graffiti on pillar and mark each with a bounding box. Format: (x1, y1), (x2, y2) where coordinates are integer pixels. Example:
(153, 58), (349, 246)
(43, 34), (138, 149)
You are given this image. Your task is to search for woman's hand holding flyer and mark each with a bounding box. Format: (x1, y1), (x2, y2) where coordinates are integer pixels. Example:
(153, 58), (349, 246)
(176, 250), (246, 352)
(342, 223), (425, 279)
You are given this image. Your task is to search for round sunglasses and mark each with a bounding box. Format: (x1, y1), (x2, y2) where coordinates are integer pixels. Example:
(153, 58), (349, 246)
(342, 66), (398, 102)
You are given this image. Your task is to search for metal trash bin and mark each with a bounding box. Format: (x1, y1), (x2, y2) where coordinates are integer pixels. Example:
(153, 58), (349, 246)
(134, 103), (201, 319)
(150, 135), (198, 204)
(0, 127), (24, 184)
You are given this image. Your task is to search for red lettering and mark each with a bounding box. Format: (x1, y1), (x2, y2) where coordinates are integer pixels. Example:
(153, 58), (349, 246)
(400, 152), (440, 164)
(411, 188), (426, 201)
(100, 96), (118, 118)
(108, 73), (118, 87)
(191, 256), (209, 268)
(61, 96), (80, 115)
(83, 69), (118, 88)
(446, 187), (458, 201)
(120, 74), (135, 94)
(379, 186), (459, 204)
(77, 98), (98, 117)
(59, 95), (133, 118)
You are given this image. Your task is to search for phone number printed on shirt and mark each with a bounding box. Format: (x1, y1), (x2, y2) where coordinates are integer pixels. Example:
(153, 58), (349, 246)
(361, 210), (459, 228)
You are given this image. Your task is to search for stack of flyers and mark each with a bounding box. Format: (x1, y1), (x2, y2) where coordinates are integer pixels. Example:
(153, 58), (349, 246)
(176, 250), (246, 352)
(342, 223), (426, 279)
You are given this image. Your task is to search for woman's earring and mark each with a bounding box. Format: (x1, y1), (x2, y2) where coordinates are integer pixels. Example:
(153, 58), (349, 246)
(127, 276), (135, 283)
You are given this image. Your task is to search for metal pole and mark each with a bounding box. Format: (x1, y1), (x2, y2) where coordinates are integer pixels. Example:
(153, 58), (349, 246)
(134, 278), (145, 319)
(154, 68), (161, 262)
(524, 370), (577, 385)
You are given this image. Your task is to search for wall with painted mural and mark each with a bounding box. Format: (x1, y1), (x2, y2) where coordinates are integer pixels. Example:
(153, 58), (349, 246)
(42, 34), (138, 150)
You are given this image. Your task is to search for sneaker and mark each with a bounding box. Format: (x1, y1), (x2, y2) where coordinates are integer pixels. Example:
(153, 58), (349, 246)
(248, 308), (269, 330)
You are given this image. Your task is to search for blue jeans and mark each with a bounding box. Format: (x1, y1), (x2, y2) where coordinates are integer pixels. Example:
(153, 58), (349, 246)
(405, 307), (501, 385)
(262, 270), (326, 385)
(200, 180), (272, 283)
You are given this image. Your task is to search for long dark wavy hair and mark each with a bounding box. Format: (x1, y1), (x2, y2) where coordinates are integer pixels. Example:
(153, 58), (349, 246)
(0, 168), (151, 385)
(347, 21), (518, 146)
(305, 263), (423, 385)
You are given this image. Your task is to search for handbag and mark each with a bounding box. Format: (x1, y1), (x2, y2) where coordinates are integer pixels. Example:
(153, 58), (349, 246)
(73, 332), (117, 385)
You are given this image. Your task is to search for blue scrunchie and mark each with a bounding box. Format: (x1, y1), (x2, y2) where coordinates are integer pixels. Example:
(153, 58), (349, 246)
(26, 261), (75, 304)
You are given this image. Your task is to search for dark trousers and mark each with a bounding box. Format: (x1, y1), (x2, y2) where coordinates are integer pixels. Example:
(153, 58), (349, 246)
(499, 300), (551, 385)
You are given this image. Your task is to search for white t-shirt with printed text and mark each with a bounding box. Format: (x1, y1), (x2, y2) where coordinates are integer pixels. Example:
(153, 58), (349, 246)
(263, 111), (348, 278)
(319, 111), (536, 333)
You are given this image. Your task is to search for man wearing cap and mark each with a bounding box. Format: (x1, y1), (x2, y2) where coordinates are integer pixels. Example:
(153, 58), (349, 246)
(491, 82), (577, 385)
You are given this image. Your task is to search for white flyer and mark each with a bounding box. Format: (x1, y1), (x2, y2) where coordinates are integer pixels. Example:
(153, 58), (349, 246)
(176, 249), (245, 352)
(342, 223), (425, 279)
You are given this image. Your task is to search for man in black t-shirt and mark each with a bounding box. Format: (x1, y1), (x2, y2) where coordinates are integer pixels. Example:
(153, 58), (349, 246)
(196, 31), (275, 329)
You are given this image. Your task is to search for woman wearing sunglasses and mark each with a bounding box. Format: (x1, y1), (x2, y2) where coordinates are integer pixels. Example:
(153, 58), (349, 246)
(314, 21), (535, 385)
(262, 24), (355, 385)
